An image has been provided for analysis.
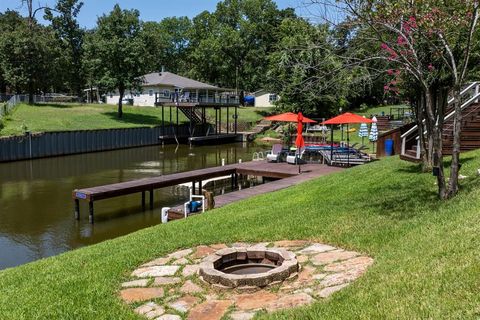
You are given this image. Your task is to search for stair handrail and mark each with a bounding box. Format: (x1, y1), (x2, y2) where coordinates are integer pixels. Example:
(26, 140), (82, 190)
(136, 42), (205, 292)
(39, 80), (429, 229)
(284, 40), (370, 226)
(416, 91), (480, 138)
(400, 81), (479, 139)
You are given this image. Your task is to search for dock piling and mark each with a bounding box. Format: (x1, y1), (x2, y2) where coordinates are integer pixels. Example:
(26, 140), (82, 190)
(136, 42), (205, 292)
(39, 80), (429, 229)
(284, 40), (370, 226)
(89, 201), (94, 224)
(149, 189), (154, 210)
(74, 199), (80, 220)
(141, 191), (146, 211)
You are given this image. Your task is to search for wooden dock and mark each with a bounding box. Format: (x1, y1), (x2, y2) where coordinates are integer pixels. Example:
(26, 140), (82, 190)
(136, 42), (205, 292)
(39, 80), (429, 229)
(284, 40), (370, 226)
(72, 161), (342, 223)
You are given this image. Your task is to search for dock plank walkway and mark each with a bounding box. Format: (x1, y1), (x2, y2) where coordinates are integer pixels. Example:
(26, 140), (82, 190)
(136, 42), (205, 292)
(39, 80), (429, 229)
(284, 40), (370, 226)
(73, 161), (343, 223)
(171, 163), (343, 212)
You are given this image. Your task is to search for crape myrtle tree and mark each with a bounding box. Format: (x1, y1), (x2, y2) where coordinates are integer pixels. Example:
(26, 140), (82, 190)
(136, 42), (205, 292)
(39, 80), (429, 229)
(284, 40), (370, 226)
(306, 0), (480, 199)
(84, 4), (149, 118)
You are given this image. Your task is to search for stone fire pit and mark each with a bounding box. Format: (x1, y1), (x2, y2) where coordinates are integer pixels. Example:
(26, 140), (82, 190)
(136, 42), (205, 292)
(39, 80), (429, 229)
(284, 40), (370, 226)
(199, 247), (298, 288)
(119, 241), (374, 320)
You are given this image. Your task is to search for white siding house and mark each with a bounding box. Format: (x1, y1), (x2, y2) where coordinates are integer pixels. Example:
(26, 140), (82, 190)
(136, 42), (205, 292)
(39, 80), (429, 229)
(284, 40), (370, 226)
(254, 90), (279, 107)
(106, 72), (226, 107)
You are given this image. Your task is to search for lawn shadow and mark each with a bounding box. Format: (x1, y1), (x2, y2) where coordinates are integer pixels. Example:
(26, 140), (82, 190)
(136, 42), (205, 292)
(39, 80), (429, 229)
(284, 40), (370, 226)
(253, 109), (275, 117)
(104, 111), (161, 126)
(33, 103), (78, 109)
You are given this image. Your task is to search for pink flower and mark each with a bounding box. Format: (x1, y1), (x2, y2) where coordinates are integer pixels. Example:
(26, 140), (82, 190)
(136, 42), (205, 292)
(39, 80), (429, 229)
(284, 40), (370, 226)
(387, 69), (394, 75)
(428, 64), (434, 71)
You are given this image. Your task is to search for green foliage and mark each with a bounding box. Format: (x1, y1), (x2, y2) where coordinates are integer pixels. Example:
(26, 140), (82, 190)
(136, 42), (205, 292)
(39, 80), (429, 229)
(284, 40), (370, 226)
(0, 10), (61, 95)
(44, 0), (85, 96)
(84, 4), (150, 117)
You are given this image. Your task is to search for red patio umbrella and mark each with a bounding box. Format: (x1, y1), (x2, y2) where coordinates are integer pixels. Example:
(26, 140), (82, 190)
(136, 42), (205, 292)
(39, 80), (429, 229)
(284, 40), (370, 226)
(265, 112), (316, 123)
(322, 113), (373, 166)
(295, 113), (305, 173)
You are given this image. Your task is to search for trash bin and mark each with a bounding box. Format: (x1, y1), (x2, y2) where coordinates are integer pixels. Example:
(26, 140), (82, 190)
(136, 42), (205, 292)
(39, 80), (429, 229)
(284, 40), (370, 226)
(384, 139), (394, 156)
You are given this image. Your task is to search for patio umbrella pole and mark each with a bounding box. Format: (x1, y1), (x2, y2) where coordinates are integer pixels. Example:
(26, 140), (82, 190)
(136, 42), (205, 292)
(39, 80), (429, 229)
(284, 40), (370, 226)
(330, 126), (334, 165)
(347, 124), (350, 167)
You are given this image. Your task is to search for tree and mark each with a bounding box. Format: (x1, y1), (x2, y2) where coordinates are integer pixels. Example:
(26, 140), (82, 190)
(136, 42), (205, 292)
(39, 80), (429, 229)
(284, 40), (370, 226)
(0, 10), (60, 99)
(266, 18), (352, 116)
(86, 4), (149, 118)
(45, 0), (85, 97)
(188, 0), (296, 91)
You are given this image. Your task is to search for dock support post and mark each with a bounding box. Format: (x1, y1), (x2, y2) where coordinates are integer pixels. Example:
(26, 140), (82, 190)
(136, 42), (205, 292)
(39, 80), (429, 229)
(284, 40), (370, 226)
(149, 189), (154, 210)
(141, 191), (146, 211)
(192, 181), (196, 195)
(74, 199), (80, 220)
(89, 201), (94, 224)
(227, 106), (230, 134)
(234, 105), (238, 134)
(234, 173), (238, 189)
(199, 180), (203, 192)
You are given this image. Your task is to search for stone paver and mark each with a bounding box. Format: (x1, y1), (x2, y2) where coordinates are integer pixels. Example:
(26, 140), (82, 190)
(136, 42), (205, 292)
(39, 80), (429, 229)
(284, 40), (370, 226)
(317, 283), (350, 298)
(192, 245), (217, 259)
(121, 241), (373, 320)
(122, 279), (149, 288)
(156, 315), (182, 320)
(135, 302), (159, 315)
(120, 288), (164, 303)
(274, 240), (309, 248)
(234, 291), (278, 310)
(267, 293), (314, 311)
(187, 300), (233, 320)
(210, 243), (228, 250)
(168, 295), (200, 313)
(230, 310), (256, 320)
(181, 280), (203, 294)
(323, 256), (374, 273)
(132, 266), (180, 278)
(153, 277), (181, 286)
(182, 265), (199, 277)
(168, 248), (193, 259)
(141, 257), (170, 267)
(311, 250), (359, 266)
(298, 243), (336, 255)
(172, 258), (189, 265)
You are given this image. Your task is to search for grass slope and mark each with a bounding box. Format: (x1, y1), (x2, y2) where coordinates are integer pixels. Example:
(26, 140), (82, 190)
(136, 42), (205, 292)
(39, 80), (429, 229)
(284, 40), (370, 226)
(0, 104), (271, 136)
(1, 153), (480, 319)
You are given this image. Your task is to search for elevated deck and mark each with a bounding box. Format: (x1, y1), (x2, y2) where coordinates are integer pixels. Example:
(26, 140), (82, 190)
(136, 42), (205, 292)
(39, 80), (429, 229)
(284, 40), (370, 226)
(72, 161), (342, 223)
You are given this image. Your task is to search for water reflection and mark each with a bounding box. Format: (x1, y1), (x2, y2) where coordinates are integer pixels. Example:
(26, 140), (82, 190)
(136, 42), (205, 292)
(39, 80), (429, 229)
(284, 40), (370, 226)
(0, 142), (266, 270)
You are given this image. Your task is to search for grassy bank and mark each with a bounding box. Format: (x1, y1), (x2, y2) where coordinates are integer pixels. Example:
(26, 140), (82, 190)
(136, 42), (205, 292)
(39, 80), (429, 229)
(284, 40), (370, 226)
(0, 104), (272, 136)
(1, 151), (480, 319)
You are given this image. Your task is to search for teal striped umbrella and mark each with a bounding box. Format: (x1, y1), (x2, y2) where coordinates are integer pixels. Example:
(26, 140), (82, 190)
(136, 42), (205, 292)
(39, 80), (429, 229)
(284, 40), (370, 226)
(369, 116), (378, 152)
(358, 118), (369, 145)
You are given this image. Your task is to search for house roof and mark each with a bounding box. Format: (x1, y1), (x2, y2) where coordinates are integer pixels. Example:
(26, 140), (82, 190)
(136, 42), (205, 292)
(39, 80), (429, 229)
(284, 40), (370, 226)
(141, 72), (219, 90)
(253, 89), (275, 96)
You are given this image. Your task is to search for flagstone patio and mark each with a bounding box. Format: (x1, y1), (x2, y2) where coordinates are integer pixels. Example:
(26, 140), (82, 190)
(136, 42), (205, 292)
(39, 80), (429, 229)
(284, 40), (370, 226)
(119, 240), (373, 320)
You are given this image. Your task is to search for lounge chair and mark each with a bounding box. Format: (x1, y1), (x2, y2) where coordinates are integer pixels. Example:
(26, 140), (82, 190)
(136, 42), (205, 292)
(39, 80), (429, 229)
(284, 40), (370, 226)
(286, 147), (306, 164)
(266, 144), (283, 162)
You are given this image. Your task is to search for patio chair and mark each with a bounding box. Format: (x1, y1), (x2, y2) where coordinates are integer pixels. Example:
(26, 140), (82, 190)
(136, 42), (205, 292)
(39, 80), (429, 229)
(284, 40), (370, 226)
(266, 144), (283, 162)
(286, 147), (306, 164)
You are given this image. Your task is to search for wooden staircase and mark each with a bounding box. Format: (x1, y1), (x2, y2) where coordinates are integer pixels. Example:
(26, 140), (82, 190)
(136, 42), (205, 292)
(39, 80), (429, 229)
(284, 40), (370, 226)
(177, 105), (203, 124)
(400, 82), (480, 162)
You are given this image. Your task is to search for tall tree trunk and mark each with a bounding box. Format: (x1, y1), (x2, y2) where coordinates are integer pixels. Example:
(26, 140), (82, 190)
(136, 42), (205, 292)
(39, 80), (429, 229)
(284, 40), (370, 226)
(425, 87), (447, 199)
(446, 86), (463, 198)
(118, 85), (124, 118)
(416, 92), (432, 171)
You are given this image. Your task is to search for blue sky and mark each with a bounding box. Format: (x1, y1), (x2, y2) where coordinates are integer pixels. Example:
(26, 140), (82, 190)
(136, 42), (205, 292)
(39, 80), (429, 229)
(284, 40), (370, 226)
(0, 0), (306, 28)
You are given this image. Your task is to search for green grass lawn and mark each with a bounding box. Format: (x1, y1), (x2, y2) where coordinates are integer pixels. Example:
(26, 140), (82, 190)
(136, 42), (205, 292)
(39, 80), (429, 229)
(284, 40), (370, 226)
(0, 104), (271, 136)
(1, 151), (480, 319)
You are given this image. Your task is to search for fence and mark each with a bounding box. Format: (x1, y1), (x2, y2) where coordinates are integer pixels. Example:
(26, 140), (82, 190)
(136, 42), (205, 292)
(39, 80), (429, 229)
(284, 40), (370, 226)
(0, 124), (207, 162)
(0, 95), (21, 119)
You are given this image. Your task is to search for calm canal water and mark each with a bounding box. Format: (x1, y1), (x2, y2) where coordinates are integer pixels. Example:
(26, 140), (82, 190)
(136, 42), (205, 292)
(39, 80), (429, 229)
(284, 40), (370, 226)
(0, 142), (267, 270)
